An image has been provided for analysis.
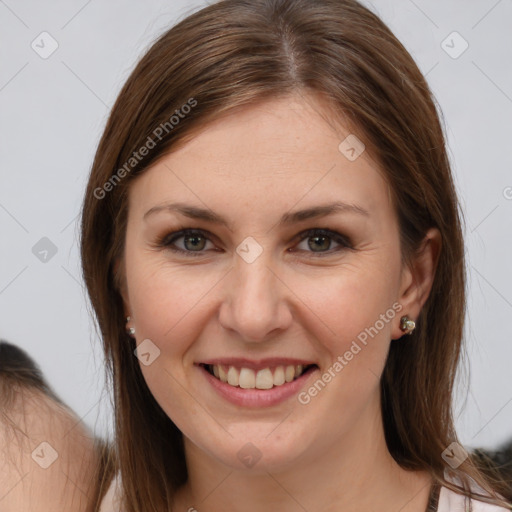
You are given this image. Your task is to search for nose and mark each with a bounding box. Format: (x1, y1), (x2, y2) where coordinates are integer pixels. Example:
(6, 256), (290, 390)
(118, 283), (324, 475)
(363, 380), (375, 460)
(218, 250), (293, 343)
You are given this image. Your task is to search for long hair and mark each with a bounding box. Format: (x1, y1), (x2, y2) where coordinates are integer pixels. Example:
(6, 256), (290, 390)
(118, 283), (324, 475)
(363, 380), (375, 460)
(79, 0), (512, 510)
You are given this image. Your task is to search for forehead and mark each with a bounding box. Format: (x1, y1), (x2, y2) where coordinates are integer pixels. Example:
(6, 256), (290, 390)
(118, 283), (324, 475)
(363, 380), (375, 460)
(127, 93), (392, 226)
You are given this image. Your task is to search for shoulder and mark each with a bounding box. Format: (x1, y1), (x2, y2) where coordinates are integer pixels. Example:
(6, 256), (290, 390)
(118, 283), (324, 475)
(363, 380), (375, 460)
(438, 485), (511, 512)
(0, 384), (100, 511)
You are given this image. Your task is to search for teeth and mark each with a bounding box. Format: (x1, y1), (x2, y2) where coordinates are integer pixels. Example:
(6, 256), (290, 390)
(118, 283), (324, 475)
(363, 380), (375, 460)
(209, 364), (311, 389)
(273, 366), (285, 386)
(227, 366), (239, 386)
(255, 368), (273, 389)
(218, 365), (228, 383)
(239, 368), (256, 389)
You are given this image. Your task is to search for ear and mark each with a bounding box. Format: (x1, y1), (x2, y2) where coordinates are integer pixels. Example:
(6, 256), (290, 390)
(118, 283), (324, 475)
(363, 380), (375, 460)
(113, 258), (131, 317)
(391, 227), (442, 340)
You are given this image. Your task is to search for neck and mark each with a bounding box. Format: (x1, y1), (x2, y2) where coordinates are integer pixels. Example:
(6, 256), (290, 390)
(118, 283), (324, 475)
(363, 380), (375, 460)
(174, 398), (433, 512)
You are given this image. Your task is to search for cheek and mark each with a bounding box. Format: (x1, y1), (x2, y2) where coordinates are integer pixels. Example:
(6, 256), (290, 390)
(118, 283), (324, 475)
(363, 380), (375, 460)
(286, 258), (399, 357)
(292, 264), (399, 437)
(125, 259), (216, 429)
(126, 256), (222, 351)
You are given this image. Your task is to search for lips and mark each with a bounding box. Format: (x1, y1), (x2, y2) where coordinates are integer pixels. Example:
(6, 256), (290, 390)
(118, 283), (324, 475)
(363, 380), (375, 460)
(196, 357), (318, 405)
(198, 360), (319, 408)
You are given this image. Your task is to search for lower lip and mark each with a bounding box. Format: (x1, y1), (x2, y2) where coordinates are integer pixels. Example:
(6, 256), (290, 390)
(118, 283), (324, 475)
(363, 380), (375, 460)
(199, 365), (318, 408)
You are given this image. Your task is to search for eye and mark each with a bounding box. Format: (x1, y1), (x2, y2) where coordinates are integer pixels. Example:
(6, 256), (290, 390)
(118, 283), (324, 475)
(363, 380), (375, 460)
(292, 228), (352, 255)
(158, 229), (217, 256)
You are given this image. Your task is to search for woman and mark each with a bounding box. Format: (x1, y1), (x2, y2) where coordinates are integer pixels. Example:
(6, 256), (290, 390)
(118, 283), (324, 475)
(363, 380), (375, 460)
(79, 0), (512, 510)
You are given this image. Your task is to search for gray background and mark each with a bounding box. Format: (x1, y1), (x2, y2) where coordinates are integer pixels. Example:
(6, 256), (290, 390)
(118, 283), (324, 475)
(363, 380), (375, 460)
(1, 0), (511, 450)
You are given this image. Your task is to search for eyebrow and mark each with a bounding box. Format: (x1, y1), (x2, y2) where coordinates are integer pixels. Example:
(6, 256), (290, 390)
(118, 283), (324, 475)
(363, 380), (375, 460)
(143, 201), (369, 229)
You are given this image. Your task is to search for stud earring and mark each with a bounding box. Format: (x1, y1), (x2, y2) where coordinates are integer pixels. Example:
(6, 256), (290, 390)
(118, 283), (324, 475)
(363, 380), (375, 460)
(399, 315), (416, 335)
(126, 316), (136, 337)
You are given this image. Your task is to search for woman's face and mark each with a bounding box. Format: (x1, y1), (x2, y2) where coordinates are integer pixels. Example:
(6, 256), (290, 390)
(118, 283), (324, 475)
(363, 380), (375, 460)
(120, 92), (417, 472)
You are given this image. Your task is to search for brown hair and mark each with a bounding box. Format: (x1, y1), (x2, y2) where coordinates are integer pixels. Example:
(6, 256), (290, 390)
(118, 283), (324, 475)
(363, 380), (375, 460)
(79, 0), (512, 510)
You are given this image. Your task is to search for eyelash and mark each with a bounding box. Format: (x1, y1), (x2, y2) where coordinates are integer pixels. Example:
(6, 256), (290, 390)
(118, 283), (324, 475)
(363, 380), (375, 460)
(155, 227), (353, 258)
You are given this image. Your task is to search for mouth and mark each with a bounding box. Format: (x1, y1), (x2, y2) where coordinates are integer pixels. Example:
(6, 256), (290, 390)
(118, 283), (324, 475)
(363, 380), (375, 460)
(200, 362), (318, 390)
(196, 357), (320, 407)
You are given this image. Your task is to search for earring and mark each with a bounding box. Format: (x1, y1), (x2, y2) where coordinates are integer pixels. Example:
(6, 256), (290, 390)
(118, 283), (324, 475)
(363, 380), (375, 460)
(399, 315), (416, 335)
(126, 316), (136, 337)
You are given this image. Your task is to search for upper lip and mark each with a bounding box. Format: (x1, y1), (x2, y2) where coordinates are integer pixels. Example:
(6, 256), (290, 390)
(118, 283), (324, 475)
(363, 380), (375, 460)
(198, 358), (317, 371)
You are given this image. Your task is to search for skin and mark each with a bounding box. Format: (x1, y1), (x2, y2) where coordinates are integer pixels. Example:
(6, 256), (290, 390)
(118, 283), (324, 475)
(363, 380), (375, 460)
(119, 91), (441, 512)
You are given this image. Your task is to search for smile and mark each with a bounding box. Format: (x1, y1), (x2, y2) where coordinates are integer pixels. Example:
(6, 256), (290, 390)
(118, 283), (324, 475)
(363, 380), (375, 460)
(203, 363), (315, 389)
(197, 359), (319, 407)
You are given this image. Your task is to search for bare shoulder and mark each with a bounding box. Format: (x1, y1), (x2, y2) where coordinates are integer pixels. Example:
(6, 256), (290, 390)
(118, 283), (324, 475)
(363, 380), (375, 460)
(0, 384), (100, 512)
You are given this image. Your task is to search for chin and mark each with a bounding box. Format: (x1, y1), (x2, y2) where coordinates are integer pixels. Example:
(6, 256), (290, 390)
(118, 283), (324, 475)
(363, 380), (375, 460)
(191, 420), (316, 473)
